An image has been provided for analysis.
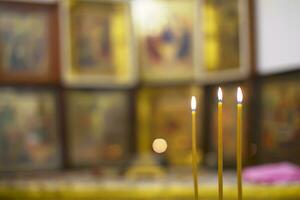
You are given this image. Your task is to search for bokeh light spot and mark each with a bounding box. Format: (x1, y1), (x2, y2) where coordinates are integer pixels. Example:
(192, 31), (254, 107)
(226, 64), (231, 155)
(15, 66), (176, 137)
(152, 138), (168, 153)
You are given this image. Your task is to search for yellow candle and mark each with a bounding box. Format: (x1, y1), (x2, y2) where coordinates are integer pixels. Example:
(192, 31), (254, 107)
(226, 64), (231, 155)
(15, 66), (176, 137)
(217, 87), (223, 200)
(237, 87), (243, 200)
(191, 96), (198, 200)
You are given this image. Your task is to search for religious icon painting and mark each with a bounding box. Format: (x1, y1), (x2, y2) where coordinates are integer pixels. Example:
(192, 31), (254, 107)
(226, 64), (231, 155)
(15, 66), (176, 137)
(259, 72), (300, 164)
(0, 88), (61, 171)
(65, 90), (131, 167)
(132, 0), (195, 83)
(197, 0), (250, 82)
(208, 82), (248, 167)
(0, 1), (60, 84)
(137, 86), (203, 167)
(61, 0), (136, 87)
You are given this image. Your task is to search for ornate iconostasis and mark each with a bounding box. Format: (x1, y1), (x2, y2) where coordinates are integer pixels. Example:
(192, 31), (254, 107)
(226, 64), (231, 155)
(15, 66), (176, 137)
(0, 0), (299, 174)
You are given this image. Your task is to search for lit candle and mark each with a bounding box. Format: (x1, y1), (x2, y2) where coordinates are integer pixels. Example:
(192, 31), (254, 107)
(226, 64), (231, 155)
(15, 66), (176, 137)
(237, 87), (243, 200)
(217, 87), (223, 200)
(191, 96), (198, 200)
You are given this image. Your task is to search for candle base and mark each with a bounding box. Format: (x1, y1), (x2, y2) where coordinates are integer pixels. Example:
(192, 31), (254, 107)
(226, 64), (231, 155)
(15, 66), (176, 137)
(125, 153), (165, 180)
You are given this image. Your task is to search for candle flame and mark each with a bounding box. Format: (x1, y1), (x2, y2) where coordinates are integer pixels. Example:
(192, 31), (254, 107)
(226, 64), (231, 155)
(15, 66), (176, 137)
(217, 87), (223, 102)
(191, 96), (196, 111)
(237, 87), (243, 103)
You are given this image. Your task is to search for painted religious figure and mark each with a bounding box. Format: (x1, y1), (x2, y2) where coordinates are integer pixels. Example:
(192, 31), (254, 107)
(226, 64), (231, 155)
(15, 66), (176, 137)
(0, 89), (61, 171)
(65, 0), (134, 85)
(137, 87), (202, 166)
(0, 5), (52, 81)
(133, 0), (194, 82)
(66, 91), (131, 166)
(260, 75), (300, 164)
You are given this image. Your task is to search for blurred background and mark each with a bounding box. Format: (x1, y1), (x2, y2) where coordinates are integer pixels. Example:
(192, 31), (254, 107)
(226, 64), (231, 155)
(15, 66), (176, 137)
(0, 0), (299, 199)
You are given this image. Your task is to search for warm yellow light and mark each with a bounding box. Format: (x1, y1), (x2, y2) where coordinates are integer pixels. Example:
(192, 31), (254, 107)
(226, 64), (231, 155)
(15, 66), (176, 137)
(237, 87), (243, 103)
(152, 138), (167, 153)
(191, 96), (197, 111)
(217, 87), (223, 102)
(131, 0), (166, 32)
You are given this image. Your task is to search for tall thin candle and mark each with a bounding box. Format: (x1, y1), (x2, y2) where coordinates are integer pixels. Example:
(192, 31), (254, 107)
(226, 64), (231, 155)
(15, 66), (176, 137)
(237, 87), (243, 200)
(191, 96), (198, 200)
(217, 87), (223, 200)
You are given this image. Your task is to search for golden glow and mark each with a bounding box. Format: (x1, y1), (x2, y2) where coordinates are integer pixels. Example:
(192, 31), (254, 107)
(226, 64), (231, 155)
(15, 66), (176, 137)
(217, 87), (223, 102)
(191, 96), (197, 111)
(203, 4), (219, 70)
(152, 138), (167, 153)
(237, 87), (243, 103)
(132, 0), (166, 33)
(111, 4), (130, 80)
